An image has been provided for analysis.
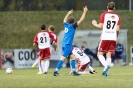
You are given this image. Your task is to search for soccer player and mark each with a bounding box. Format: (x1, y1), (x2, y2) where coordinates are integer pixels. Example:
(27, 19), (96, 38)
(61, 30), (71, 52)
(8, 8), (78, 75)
(33, 24), (57, 74)
(48, 25), (58, 53)
(92, 2), (120, 76)
(70, 47), (96, 75)
(32, 25), (57, 74)
(53, 6), (88, 76)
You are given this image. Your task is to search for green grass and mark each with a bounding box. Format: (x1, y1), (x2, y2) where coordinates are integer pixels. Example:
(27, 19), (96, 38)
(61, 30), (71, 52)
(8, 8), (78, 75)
(0, 66), (133, 88)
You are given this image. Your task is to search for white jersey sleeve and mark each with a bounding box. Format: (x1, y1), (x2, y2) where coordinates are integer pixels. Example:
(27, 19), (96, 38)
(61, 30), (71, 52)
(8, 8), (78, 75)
(72, 47), (90, 65)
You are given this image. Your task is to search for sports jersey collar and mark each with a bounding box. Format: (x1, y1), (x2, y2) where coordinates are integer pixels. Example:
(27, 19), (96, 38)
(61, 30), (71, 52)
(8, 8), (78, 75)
(107, 11), (115, 14)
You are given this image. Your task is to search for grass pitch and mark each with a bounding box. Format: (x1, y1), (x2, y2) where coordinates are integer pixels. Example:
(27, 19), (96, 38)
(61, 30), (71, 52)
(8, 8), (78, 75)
(0, 66), (133, 88)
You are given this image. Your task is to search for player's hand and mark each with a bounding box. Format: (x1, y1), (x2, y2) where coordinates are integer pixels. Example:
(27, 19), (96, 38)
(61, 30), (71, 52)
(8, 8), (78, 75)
(83, 6), (88, 12)
(53, 48), (56, 52)
(92, 20), (97, 25)
(33, 43), (36, 46)
(68, 9), (73, 15)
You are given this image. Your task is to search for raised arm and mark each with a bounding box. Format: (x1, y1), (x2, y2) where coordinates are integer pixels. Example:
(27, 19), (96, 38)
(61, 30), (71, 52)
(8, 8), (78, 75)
(63, 9), (73, 23)
(77, 6), (88, 26)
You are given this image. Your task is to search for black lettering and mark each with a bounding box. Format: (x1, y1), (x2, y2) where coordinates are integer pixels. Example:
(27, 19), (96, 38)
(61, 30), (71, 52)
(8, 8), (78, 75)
(31, 51), (36, 60)
(24, 51), (29, 60)
(18, 51), (23, 60)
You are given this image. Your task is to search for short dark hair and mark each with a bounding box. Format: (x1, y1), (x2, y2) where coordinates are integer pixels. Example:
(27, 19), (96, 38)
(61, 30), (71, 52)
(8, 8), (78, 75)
(49, 25), (54, 31)
(107, 2), (115, 10)
(67, 16), (75, 24)
(40, 24), (46, 30)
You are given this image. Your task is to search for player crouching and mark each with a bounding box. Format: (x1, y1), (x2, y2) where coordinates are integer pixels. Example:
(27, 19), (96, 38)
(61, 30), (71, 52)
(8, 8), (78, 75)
(70, 47), (97, 75)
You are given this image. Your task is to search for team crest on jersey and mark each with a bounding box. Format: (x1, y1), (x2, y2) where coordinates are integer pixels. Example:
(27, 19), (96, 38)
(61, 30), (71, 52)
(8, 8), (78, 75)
(111, 15), (115, 19)
(43, 33), (45, 35)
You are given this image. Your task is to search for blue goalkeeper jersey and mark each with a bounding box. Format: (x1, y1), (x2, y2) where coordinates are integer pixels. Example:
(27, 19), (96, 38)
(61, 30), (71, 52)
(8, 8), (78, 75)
(62, 22), (78, 45)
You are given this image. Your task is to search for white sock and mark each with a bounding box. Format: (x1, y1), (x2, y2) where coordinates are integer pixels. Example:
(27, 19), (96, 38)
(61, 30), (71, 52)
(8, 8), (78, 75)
(98, 55), (107, 67)
(39, 61), (43, 72)
(44, 60), (50, 72)
(87, 65), (94, 71)
(78, 71), (90, 74)
(106, 58), (111, 66)
(41, 60), (45, 73)
(33, 59), (39, 66)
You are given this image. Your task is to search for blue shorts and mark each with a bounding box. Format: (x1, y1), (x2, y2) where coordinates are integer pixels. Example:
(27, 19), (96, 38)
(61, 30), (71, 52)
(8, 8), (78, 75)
(62, 44), (72, 58)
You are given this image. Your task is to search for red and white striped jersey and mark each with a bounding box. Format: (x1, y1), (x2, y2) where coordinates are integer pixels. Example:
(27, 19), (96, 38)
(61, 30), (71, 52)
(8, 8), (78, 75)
(99, 12), (120, 40)
(34, 30), (57, 49)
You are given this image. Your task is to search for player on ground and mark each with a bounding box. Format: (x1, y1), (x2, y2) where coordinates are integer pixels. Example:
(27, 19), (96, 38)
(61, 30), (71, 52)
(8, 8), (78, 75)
(70, 47), (96, 75)
(33, 24), (57, 74)
(53, 6), (88, 76)
(92, 2), (120, 76)
(32, 25), (57, 74)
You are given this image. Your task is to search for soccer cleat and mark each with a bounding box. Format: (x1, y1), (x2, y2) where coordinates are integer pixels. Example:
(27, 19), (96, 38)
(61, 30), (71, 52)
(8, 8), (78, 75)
(37, 71), (43, 74)
(89, 70), (97, 74)
(69, 71), (72, 75)
(102, 65), (110, 77)
(73, 72), (81, 76)
(32, 65), (36, 68)
(53, 71), (59, 76)
(44, 72), (48, 74)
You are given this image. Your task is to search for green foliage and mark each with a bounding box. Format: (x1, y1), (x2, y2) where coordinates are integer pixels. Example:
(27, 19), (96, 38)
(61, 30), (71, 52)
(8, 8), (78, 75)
(0, 10), (133, 49)
(0, 67), (133, 88)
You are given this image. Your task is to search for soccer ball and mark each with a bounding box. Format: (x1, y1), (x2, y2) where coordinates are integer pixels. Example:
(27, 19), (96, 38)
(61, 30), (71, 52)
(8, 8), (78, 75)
(6, 68), (13, 74)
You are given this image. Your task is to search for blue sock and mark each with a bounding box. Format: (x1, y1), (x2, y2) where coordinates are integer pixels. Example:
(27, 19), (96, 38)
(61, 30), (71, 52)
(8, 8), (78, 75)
(54, 60), (64, 72)
(70, 60), (76, 72)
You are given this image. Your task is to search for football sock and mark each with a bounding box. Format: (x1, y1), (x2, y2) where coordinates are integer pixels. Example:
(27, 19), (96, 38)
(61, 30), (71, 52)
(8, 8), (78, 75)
(44, 60), (50, 72)
(106, 58), (111, 66)
(41, 60), (45, 73)
(78, 71), (90, 74)
(70, 60), (76, 72)
(54, 60), (64, 72)
(87, 64), (94, 71)
(98, 55), (107, 67)
(33, 58), (39, 66)
(39, 61), (43, 72)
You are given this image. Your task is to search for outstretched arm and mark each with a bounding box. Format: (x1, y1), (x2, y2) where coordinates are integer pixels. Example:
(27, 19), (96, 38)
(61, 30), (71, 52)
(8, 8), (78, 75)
(92, 20), (103, 28)
(63, 9), (73, 23)
(77, 6), (88, 26)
